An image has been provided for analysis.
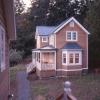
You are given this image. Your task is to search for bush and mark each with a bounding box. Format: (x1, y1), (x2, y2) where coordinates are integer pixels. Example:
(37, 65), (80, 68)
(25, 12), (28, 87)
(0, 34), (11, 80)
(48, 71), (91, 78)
(10, 49), (24, 66)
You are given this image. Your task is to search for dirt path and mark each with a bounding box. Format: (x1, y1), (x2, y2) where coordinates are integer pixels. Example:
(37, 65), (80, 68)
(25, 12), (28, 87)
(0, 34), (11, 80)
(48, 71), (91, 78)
(17, 71), (31, 100)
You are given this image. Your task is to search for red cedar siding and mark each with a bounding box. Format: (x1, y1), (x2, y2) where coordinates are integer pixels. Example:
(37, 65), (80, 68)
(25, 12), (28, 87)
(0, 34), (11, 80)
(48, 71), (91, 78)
(0, 0), (9, 99)
(56, 22), (88, 70)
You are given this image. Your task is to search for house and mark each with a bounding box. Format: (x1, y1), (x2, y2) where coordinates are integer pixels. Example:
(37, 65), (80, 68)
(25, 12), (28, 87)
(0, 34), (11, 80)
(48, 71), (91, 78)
(0, 0), (16, 99)
(32, 17), (90, 78)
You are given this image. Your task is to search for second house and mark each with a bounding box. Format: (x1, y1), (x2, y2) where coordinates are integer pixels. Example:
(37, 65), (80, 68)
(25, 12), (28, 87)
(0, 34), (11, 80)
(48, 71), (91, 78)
(32, 17), (90, 78)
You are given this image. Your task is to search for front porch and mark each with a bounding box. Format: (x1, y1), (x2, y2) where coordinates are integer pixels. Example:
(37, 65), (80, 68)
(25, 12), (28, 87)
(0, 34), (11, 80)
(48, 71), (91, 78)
(32, 49), (56, 78)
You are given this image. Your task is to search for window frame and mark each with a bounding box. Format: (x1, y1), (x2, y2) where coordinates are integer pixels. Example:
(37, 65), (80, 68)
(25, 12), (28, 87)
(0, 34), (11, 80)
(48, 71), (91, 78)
(68, 51), (82, 65)
(42, 36), (48, 42)
(62, 52), (67, 65)
(0, 25), (5, 72)
(66, 31), (78, 41)
(62, 51), (82, 66)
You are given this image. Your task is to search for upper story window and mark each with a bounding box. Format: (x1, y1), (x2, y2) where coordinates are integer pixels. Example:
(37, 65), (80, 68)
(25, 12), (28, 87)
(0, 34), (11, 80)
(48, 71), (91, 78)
(42, 36), (48, 42)
(0, 25), (5, 72)
(66, 31), (77, 41)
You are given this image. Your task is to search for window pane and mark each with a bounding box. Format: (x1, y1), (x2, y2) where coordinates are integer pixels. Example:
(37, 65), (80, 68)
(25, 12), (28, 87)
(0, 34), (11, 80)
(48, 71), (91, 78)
(72, 32), (76, 40)
(63, 53), (66, 64)
(75, 53), (79, 63)
(67, 32), (71, 40)
(69, 54), (74, 63)
(42, 37), (48, 42)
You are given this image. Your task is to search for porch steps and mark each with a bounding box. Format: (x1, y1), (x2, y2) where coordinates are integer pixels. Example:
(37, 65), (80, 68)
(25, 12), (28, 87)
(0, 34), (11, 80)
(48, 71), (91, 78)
(26, 62), (36, 74)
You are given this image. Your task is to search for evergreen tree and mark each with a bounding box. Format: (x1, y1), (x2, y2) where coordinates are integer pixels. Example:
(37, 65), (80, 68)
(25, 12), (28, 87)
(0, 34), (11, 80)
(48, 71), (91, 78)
(84, 0), (100, 69)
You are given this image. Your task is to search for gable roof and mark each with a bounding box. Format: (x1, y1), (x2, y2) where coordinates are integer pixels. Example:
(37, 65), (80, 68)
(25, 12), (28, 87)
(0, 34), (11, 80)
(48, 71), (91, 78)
(36, 17), (90, 36)
(53, 17), (90, 34)
(62, 43), (82, 50)
(36, 26), (56, 36)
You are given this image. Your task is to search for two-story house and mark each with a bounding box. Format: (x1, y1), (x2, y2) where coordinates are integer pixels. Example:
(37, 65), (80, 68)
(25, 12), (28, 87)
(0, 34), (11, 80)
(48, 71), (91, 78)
(0, 0), (16, 99)
(32, 17), (90, 78)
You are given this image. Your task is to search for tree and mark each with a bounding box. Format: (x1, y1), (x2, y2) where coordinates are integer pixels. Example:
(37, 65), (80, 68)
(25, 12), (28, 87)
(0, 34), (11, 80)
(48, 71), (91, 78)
(47, 0), (90, 25)
(84, 0), (100, 70)
(15, 0), (25, 15)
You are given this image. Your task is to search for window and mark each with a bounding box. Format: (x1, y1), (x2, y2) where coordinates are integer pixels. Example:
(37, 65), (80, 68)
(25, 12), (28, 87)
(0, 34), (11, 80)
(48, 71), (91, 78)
(62, 51), (82, 65)
(73, 32), (77, 40)
(66, 31), (77, 41)
(67, 32), (71, 40)
(69, 53), (74, 63)
(62, 53), (66, 64)
(0, 25), (5, 72)
(42, 36), (48, 42)
(68, 52), (81, 65)
(75, 53), (79, 63)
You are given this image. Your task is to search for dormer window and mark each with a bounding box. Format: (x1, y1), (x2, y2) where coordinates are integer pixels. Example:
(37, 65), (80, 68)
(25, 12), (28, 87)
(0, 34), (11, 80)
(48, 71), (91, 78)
(66, 31), (77, 41)
(42, 36), (48, 42)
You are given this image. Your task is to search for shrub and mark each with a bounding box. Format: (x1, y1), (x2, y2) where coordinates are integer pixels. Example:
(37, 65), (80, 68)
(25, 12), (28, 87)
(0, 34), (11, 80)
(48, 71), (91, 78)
(10, 49), (24, 66)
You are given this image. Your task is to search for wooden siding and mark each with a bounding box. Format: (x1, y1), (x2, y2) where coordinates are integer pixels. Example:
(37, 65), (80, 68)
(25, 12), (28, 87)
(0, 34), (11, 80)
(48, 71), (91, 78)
(56, 22), (88, 70)
(0, 28), (9, 100)
(0, 0), (9, 99)
(36, 36), (40, 48)
(49, 34), (55, 47)
(40, 36), (49, 48)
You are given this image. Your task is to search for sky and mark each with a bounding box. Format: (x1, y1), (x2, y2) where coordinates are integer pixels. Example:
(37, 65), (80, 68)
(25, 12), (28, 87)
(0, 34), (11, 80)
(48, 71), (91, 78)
(23, 0), (31, 8)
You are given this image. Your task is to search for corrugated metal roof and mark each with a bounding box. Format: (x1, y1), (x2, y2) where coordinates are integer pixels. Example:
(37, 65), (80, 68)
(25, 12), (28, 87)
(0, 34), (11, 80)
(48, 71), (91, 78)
(36, 26), (56, 36)
(62, 43), (82, 50)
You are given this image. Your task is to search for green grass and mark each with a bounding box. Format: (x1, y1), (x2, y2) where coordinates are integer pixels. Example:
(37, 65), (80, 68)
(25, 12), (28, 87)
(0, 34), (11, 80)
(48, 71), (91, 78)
(10, 65), (100, 100)
(30, 74), (100, 100)
(10, 64), (26, 81)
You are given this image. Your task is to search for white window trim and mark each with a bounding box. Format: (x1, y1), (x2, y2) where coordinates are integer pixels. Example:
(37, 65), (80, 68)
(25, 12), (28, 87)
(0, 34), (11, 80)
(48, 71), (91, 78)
(66, 31), (78, 41)
(62, 51), (67, 65)
(68, 51), (82, 66)
(42, 36), (48, 42)
(0, 25), (5, 72)
(62, 50), (82, 66)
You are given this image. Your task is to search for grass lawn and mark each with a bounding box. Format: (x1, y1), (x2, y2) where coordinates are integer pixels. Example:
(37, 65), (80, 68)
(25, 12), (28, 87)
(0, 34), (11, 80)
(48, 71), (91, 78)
(10, 65), (100, 100)
(30, 74), (100, 100)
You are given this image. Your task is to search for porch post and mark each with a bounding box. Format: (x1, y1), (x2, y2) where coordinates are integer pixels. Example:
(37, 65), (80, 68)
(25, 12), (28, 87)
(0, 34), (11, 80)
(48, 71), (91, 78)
(40, 51), (42, 70)
(55, 51), (56, 71)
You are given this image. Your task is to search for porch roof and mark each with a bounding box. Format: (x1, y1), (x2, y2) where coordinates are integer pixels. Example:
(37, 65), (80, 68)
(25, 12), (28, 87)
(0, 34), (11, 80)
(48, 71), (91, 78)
(33, 45), (57, 51)
(62, 43), (82, 50)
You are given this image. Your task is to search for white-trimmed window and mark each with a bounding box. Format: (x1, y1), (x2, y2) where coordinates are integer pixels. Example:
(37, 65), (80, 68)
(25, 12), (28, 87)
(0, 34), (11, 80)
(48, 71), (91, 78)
(62, 53), (67, 65)
(68, 52), (82, 65)
(42, 36), (48, 42)
(66, 31), (77, 41)
(62, 51), (82, 66)
(0, 25), (5, 72)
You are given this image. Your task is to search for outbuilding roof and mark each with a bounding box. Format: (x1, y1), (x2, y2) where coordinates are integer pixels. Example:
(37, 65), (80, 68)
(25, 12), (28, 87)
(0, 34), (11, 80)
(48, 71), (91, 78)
(62, 43), (82, 50)
(36, 26), (56, 36)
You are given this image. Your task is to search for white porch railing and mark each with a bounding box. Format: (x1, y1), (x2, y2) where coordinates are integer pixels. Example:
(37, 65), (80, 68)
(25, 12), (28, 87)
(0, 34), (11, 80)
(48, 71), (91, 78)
(26, 62), (36, 73)
(41, 63), (55, 70)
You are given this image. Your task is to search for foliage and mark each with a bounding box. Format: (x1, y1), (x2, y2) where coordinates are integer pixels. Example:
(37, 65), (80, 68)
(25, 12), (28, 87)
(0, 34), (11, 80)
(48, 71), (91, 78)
(15, 0), (25, 15)
(84, 0), (100, 69)
(14, 0), (94, 66)
(9, 49), (24, 66)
